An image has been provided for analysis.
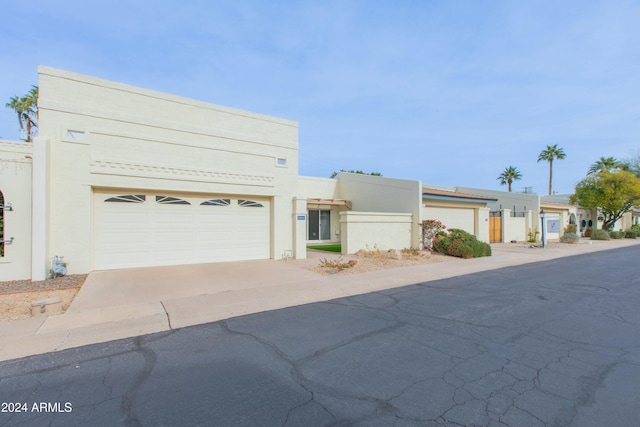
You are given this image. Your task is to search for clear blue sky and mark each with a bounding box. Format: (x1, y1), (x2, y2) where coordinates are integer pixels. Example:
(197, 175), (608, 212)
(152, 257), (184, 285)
(1, 0), (638, 194)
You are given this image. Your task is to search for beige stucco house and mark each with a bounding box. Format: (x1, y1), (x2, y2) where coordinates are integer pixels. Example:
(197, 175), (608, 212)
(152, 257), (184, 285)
(422, 186), (496, 243)
(2, 66), (303, 281)
(1, 66), (496, 282)
(454, 188), (580, 243)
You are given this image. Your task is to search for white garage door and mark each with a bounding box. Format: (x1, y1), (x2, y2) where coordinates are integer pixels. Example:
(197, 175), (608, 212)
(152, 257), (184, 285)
(93, 191), (270, 270)
(423, 206), (475, 234)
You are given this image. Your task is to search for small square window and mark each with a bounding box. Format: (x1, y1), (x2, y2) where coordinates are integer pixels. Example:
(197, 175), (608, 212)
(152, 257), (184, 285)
(276, 158), (287, 167)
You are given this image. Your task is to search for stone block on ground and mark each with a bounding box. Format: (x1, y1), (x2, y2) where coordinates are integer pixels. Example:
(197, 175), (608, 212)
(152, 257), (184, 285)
(30, 297), (63, 317)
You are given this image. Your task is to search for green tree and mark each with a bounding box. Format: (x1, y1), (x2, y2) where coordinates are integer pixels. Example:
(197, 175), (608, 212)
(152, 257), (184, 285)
(497, 166), (522, 192)
(5, 86), (38, 142)
(570, 170), (640, 231)
(587, 156), (622, 175)
(537, 144), (566, 195)
(330, 170), (382, 178)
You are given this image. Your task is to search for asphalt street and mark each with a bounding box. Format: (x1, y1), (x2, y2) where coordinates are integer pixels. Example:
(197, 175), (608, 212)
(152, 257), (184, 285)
(1, 246), (639, 426)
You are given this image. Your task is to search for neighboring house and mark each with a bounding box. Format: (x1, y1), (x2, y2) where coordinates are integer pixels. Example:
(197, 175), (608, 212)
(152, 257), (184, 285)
(632, 208), (640, 226)
(455, 188), (580, 242)
(299, 176), (498, 254)
(299, 173), (421, 253)
(539, 200), (577, 240)
(542, 194), (633, 234)
(1, 66), (496, 282)
(422, 187), (496, 243)
(456, 187), (539, 243)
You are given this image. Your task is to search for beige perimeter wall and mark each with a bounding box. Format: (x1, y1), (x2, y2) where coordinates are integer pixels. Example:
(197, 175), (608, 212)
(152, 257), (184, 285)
(340, 212), (413, 254)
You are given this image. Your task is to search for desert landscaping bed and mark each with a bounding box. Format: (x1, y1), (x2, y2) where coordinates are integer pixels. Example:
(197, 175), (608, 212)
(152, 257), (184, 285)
(0, 274), (87, 322)
(308, 249), (456, 276)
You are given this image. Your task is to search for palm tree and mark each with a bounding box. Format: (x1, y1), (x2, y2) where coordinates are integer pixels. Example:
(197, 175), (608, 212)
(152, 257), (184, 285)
(587, 156), (621, 175)
(537, 144), (567, 195)
(5, 86), (38, 142)
(497, 166), (522, 192)
(5, 95), (26, 132)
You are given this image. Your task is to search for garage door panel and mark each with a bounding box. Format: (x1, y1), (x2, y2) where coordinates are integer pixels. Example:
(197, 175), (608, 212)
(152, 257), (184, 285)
(235, 230), (267, 242)
(103, 212), (148, 224)
(100, 231), (148, 244)
(196, 228), (233, 241)
(153, 232), (195, 246)
(93, 192), (271, 270)
(100, 251), (150, 268)
(424, 207), (475, 234)
(198, 211), (233, 221)
(154, 212), (194, 223)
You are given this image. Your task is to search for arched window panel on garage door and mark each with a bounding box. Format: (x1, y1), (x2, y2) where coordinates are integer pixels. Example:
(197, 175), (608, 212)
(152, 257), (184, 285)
(201, 199), (231, 206)
(156, 196), (191, 205)
(104, 195), (146, 203)
(238, 199), (264, 208)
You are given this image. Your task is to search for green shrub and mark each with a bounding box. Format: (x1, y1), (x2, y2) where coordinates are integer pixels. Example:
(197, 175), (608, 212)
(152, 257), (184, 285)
(432, 234), (450, 253)
(609, 231), (625, 239)
(432, 228), (491, 258)
(590, 229), (610, 240)
(560, 233), (580, 244)
(624, 230), (638, 239)
(564, 224), (577, 234)
(630, 224), (640, 233)
(584, 228), (592, 238)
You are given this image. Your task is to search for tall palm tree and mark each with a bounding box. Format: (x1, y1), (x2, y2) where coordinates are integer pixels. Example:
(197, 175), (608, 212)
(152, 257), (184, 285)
(5, 95), (26, 132)
(537, 144), (566, 195)
(497, 166), (522, 192)
(587, 156), (621, 175)
(5, 86), (38, 141)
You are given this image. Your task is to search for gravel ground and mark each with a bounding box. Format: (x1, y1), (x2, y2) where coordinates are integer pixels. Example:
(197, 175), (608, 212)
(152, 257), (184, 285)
(0, 275), (87, 322)
(308, 249), (455, 276)
(0, 274), (87, 293)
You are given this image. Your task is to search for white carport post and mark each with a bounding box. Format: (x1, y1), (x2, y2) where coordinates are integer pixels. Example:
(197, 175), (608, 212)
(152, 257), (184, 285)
(293, 197), (308, 259)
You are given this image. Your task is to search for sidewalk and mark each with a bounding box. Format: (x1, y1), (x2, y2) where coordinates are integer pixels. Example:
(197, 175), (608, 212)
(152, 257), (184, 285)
(1, 239), (639, 362)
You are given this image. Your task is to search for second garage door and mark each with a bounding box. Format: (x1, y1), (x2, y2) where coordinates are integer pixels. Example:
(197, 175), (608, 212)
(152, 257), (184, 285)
(93, 191), (271, 270)
(423, 206), (475, 235)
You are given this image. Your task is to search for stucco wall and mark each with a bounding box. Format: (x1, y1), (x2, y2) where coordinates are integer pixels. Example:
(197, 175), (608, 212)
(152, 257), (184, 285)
(502, 210), (528, 242)
(337, 173), (422, 248)
(456, 186), (539, 215)
(339, 212), (413, 254)
(36, 66), (299, 275)
(0, 140), (33, 280)
(298, 176), (339, 199)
